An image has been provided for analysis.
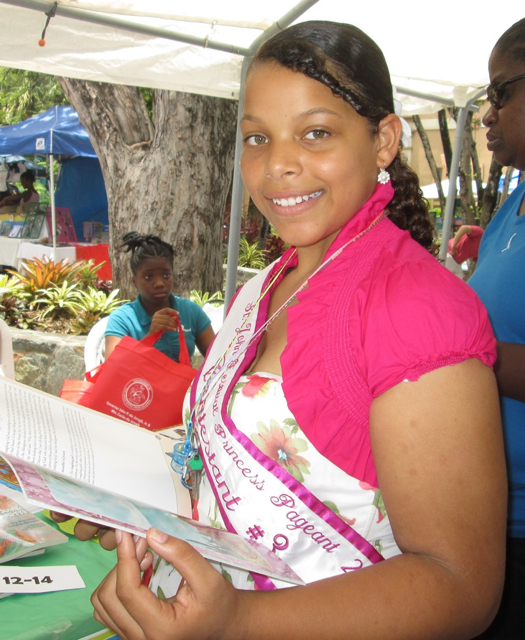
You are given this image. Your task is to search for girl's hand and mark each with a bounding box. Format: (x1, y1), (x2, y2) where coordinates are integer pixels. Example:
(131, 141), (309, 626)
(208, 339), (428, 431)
(148, 308), (180, 336)
(92, 529), (242, 640)
(49, 512), (117, 550)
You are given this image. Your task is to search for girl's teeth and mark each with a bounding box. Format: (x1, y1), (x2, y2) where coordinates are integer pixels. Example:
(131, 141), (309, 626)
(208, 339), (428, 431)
(273, 191), (321, 206)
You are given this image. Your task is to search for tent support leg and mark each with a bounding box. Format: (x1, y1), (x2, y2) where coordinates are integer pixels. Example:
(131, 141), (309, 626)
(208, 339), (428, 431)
(439, 108), (467, 261)
(224, 57), (251, 312)
(438, 88), (486, 262)
(49, 152), (56, 260)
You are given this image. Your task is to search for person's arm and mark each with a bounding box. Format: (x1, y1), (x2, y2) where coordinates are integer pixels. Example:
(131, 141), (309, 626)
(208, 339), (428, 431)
(0, 191), (23, 207)
(195, 325), (215, 356)
(91, 358), (507, 639)
(104, 335), (122, 361)
(494, 341), (525, 402)
(450, 225), (472, 255)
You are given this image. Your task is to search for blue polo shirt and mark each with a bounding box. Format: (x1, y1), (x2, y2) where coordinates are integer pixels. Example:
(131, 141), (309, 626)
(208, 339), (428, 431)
(105, 294), (211, 362)
(469, 180), (525, 538)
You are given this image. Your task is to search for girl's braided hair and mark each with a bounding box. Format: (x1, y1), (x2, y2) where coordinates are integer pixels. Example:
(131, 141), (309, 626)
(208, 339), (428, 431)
(121, 232), (174, 274)
(251, 21), (435, 252)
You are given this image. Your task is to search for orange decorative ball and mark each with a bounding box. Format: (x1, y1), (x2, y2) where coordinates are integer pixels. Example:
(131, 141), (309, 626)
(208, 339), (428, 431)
(38, 39), (46, 47)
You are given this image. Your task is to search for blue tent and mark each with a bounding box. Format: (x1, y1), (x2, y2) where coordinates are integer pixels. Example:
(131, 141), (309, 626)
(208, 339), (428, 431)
(55, 157), (108, 241)
(0, 106), (97, 157)
(0, 106), (108, 243)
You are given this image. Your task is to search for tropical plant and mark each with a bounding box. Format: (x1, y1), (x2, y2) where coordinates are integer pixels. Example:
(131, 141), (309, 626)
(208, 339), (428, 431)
(78, 287), (125, 315)
(264, 233), (287, 265)
(236, 236), (267, 270)
(0, 292), (35, 329)
(68, 310), (103, 335)
(68, 288), (125, 335)
(0, 263), (126, 334)
(189, 290), (224, 307)
(32, 282), (85, 320)
(7, 257), (92, 294)
(0, 273), (29, 299)
(73, 260), (105, 290)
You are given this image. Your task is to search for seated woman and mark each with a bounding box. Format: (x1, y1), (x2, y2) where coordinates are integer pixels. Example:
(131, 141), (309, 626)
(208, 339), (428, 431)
(105, 232), (215, 362)
(0, 171), (40, 212)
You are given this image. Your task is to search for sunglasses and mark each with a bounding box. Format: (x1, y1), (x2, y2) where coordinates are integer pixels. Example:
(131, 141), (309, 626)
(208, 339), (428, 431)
(487, 73), (525, 110)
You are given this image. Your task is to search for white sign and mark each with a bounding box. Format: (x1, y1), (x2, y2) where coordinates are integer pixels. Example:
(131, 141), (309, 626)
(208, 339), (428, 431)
(0, 565), (85, 594)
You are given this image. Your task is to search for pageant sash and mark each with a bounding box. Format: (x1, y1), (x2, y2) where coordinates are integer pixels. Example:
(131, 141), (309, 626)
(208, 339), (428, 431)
(190, 263), (392, 588)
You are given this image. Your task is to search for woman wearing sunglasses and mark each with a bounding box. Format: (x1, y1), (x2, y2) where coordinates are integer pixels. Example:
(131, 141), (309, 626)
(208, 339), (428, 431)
(469, 17), (525, 639)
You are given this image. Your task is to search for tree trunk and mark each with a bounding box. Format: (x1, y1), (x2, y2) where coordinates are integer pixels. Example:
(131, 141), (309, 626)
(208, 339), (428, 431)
(58, 79), (237, 300)
(412, 115), (446, 212)
(438, 109), (453, 176)
(469, 124), (484, 205)
(458, 112), (476, 224)
(480, 156), (503, 228)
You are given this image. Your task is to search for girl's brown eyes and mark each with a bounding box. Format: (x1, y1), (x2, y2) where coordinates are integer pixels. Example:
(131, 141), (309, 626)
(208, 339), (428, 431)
(244, 134), (268, 146)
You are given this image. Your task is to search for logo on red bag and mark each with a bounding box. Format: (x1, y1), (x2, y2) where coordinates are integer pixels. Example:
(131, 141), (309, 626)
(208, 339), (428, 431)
(122, 378), (154, 411)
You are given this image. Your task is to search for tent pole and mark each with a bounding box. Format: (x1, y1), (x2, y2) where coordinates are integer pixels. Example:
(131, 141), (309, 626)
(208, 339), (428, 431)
(224, 56), (251, 311)
(224, 1), (318, 311)
(246, 0), (319, 55)
(438, 87), (486, 262)
(0, 0), (319, 57)
(438, 107), (467, 262)
(0, 0), (251, 56)
(48, 153), (56, 261)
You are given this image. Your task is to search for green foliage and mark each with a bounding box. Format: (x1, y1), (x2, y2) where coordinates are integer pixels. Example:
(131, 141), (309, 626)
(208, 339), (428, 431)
(237, 236), (267, 269)
(0, 273), (28, 298)
(7, 257), (93, 294)
(31, 282), (125, 326)
(81, 287), (124, 314)
(0, 67), (68, 124)
(74, 260), (105, 289)
(0, 291), (36, 329)
(33, 282), (85, 320)
(0, 258), (127, 334)
(66, 288), (125, 335)
(140, 87), (155, 120)
(189, 290), (224, 307)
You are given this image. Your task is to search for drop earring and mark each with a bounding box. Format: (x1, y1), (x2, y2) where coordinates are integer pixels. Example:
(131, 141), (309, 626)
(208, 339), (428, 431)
(377, 165), (390, 184)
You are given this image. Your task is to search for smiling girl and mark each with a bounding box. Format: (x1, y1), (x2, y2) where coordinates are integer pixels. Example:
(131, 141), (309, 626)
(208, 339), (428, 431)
(88, 22), (506, 639)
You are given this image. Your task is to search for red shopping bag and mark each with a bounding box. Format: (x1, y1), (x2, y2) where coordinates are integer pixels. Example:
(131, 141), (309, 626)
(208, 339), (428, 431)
(60, 379), (94, 404)
(61, 320), (197, 431)
(60, 364), (103, 404)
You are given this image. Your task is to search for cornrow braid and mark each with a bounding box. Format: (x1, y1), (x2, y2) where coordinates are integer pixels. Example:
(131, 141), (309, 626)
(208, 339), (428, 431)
(254, 41), (389, 123)
(121, 231), (174, 274)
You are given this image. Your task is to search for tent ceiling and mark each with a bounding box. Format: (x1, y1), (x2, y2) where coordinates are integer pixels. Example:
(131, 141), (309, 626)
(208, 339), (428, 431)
(0, 1), (523, 115)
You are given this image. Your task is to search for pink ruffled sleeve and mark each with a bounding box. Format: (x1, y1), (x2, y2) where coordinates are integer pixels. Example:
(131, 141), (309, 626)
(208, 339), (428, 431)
(359, 259), (496, 398)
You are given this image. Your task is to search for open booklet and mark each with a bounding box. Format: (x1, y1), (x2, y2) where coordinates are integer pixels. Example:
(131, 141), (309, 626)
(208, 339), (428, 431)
(0, 378), (303, 586)
(0, 489), (68, 564)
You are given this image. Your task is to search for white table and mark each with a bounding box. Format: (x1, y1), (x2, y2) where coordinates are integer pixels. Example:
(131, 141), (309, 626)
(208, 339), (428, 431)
(0, 236), (23, 269)
(0, 237), (76, 271)
(16, 242), (76, 271)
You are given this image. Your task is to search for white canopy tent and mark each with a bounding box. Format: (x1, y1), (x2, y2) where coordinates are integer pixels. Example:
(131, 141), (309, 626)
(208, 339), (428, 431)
(1, 0), (522, 300)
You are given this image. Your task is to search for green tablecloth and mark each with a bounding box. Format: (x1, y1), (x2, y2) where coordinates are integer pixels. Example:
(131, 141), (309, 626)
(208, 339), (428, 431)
(1, 517), (117, 640)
